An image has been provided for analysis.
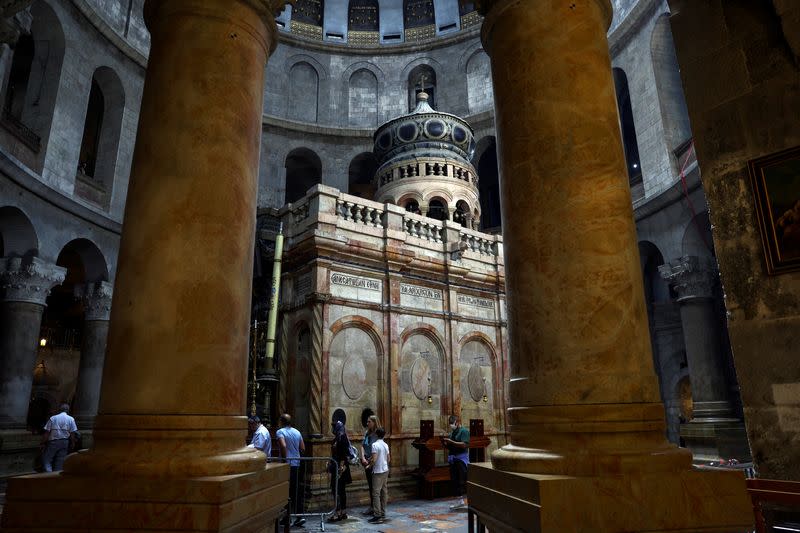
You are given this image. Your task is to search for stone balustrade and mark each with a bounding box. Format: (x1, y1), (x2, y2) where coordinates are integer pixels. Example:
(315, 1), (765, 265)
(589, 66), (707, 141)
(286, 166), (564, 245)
(336, 197), (385, 227)
(377, 158), (477, 189)
(402, 211), (444, 243)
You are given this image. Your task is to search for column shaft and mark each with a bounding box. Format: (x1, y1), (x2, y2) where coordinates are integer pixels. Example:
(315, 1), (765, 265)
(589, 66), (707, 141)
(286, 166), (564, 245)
(677, 300), (728, 405)
(481, 0), (688, 475)
(0, 301), (45, 427)
(65, 0), (277, 478)
(73, 319), (109, 427)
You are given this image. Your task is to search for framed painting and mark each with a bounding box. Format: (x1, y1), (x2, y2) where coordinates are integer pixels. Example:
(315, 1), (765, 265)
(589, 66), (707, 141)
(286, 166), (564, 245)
(748, 145), (800, 275)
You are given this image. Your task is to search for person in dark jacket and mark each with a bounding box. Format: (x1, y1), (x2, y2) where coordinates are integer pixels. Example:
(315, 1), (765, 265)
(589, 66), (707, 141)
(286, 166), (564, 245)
(328, 419), (352, 522)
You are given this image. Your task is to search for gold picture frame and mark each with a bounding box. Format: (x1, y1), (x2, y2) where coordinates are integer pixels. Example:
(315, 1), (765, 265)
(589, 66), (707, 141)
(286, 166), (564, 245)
(748, 145), (800, 275)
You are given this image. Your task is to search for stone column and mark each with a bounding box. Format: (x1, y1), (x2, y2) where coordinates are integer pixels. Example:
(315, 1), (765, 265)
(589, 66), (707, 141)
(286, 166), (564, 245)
(467, 0), (751, 530)
(0, 256), (65, 428)
(72, 281), (113, 429)
(659, 255), (731, 418)
(2, 1), (290, 530)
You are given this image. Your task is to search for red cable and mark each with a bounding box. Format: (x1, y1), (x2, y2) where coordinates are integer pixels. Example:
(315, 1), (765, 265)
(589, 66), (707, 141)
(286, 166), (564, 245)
(678, 140), (713, 253)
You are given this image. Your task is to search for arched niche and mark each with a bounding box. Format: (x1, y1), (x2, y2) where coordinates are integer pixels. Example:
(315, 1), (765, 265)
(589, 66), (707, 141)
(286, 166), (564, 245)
(284, 147), (322, 204)
(474, 136), (501, 231)
(407, 64), (436, 111)
(348, 69), (378, 127)
(328, 323), (381, 434)
(0, 206), (38, 258)
(612, 68), (643, 198)
(466, 50), (493, 114)
(288, 62), (319, 123)
(76, 67), (125, 209)
(459, 338), (496, 428)
(399, 329), (445, 435)
(348, 152), (378, 198)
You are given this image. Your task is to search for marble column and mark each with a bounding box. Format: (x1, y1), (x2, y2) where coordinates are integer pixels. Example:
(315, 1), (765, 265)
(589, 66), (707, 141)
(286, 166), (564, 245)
(467, 0), (752, 530)
(72, 281), (113, 429)
(659, 255), (731, 418)
(1, 1), (289, 531)
(0, 256), (65, 428)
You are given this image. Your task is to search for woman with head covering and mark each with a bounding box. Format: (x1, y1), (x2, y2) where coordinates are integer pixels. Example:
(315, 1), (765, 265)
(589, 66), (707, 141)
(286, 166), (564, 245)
(328, 418), (353, 522)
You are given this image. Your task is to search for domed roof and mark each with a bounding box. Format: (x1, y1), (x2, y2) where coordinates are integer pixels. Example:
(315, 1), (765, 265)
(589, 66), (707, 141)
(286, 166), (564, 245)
(373, 88), (476, 167)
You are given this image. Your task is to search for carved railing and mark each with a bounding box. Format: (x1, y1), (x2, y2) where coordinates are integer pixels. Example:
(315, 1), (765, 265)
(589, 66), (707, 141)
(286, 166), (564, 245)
(336, 198), (384, 228)
(460, 229), (498, 257)
(377, 159), (477, 189)
(402, 211), (443, 243)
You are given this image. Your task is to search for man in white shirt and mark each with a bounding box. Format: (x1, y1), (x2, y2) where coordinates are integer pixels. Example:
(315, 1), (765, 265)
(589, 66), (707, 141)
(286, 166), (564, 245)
(248, 416), (271, 459)
(367, 428), (390, 524)
(41, 403), (78, 472)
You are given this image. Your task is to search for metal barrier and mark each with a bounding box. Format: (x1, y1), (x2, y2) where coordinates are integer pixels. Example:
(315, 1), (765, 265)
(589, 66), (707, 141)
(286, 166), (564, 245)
(277, 456), (340, 532)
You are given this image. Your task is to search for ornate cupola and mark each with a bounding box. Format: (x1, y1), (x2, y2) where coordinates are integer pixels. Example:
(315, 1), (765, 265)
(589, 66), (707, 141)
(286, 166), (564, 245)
(372, 81), (480, 228)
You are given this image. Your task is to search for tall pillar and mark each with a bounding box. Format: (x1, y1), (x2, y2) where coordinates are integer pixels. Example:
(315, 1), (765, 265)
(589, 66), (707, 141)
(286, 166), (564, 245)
(1, 1), (289, 531)
(660, 255), (750, 461)
(467, 0), (752, 531)
(0, 256), (65, 428)
(72, 281), (113, 429)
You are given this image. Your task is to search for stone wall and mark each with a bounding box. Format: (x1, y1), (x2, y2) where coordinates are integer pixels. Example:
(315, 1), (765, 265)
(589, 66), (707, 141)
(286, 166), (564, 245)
(667, 0), (800, 479)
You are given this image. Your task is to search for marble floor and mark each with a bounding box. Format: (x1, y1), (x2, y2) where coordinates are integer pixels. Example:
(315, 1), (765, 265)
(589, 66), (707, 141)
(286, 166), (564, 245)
(285, 497), (470, 533)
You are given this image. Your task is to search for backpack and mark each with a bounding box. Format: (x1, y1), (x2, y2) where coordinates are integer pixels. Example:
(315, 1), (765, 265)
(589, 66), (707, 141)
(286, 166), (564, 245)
(347, 443), (360, 465)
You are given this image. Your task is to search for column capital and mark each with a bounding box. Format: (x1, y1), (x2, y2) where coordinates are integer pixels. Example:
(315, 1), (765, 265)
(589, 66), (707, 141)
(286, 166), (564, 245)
(77, 281), (114, 321)
(0, 256), (66, 305)
(659, 255), (716, 301)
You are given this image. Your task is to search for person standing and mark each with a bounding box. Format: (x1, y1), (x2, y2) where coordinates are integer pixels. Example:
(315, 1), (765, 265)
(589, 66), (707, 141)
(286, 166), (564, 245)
(360, 412), (380, 516)
(248, 416), (272, 459)
(367, 428), (390, 524)
(442, 414), (469, 509)
(328, 419), (353, 522)
(277, 413), (306, 528)
(41, 403), (78, 472)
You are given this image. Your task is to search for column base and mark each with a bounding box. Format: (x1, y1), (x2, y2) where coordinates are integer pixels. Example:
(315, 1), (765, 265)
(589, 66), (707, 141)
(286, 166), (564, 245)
(1, 463), (289, 532)
(468, 462), (753, 532)
(681, 418), (752, 463)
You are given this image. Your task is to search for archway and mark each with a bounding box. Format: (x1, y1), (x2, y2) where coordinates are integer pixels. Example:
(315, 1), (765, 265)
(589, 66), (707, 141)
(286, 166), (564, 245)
(0, 206), (38, 258)
(285, 148), (322, 204)
(348, 152), (378, 199)
(407, 64), (436, 110)
(475, 137), (500, 231)
(427, 197), (447, 221)
(612, 68), (643, 198)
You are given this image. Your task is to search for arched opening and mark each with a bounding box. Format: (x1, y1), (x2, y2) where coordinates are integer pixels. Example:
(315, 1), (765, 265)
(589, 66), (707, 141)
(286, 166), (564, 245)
(348, 0), (379, 31)
(403, 0), (435, 29)
(348, 69), (378, 127)
(292, 0), (324, 26)
(466, 51), (493, 114)
(4, 34), (35, 121)
(288, 62), (319, 123)
(427, 198), (447, 221)
(285, 148), (322, 204)
(408, 64), (436, 111)
(612, 68), (643, 199)
(75, 67), (125, 209)
(475, 137), (501, 232)
(348, 152), (378, 199)
(454, 200), (471, 227)
(404, 199), (420, 214)
(0, 206), (38, 258)
(33, 239), (108, 428)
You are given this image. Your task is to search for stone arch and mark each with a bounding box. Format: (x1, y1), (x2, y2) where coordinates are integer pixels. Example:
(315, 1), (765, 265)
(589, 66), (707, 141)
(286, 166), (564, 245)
(399, 323), (448, 432)
(465, 49), (493, 114)
(54, 238), (109, 284)
(76, 66), (126, 208)
(474, 136), (500, 231)
(11, 0), (66, 156)
(681, 211), (714, 258)
(327, 315), (385, 434)
(284, 147), (322, 204)
(457, 333), (498, 425)
(403, 59), (441, 110)
(286, 59), (323, 123)
(347, 69), (379, 127)
(427, 196), (448, 221)
(612, 67), (643, 195)
(0, 206), (39, 258)
(348, 152), (378, 198)
(638, 241), (670, 305)
(650, 13), (692, 154)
